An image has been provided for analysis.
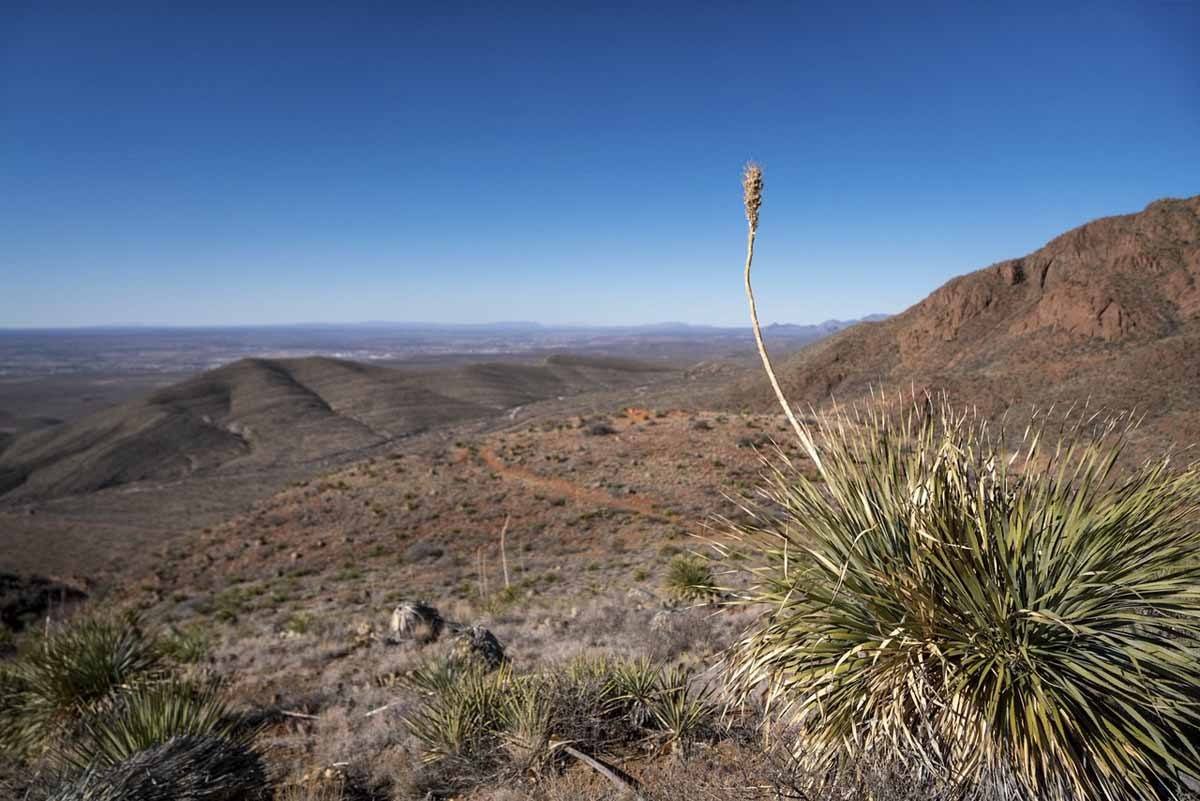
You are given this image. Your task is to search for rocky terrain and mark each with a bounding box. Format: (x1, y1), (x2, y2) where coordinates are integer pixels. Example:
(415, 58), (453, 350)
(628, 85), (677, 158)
(730, 195), (1200, 456)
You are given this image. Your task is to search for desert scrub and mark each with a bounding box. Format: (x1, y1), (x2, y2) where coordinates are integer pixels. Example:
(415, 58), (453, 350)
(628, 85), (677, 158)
(664, 554), (716, 601)
(734, 164), (1200, 799)
(158, 623), (211, 664)
(403, 661), (511, 765)
(402, 654), (715, 785)
(723, 398), (1200, 799)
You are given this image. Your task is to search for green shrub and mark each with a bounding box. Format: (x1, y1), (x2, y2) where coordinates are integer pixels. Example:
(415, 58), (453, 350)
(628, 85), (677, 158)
(664, 554), (716, 601)
(726, 400), (1200, 800)
(402, 654), (713, 775)
(158, 624), (211, 664)
(284, 612), (314, 635)
(1, 615), (161, 758)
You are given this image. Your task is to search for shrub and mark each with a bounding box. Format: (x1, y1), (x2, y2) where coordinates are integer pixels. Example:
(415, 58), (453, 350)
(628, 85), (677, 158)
(158, 624), (211, 664)
(500, 679), (557, 771)
(1, 615), (161, 758)
(402, 654), (714, 779)
(725, 399), (1200, 800)
(664, 555), (716, 602)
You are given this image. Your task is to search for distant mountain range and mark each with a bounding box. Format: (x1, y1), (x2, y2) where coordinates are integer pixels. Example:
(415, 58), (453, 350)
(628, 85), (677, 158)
(0, 318), (888, 334)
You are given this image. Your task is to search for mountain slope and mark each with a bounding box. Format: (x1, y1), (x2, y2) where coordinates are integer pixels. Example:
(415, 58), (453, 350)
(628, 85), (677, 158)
(729, 195), (1200, 449)
(0, 355), (675, 503)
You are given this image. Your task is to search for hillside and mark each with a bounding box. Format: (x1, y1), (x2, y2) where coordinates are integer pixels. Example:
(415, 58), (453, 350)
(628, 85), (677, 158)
(0, 355), (673, 505)
(730, 195), (1200, 449)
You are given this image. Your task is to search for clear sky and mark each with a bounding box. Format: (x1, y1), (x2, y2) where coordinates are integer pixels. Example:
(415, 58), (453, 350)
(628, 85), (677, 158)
(2, 2), (1197, 328)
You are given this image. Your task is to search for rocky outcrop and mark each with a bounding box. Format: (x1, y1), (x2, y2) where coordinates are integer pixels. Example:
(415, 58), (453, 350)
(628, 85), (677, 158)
(727, 195), (1200, 452)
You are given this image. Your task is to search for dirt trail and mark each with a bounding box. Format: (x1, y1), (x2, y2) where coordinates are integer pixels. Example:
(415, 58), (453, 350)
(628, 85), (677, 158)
(475, 446), (672, 522)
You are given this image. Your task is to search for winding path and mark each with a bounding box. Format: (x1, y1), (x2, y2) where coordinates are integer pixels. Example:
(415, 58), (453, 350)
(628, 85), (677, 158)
(473, 446), (673, 522)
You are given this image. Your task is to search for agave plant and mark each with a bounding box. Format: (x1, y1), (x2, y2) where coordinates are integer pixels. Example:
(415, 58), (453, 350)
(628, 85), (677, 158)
(734, 164), (1200, 800)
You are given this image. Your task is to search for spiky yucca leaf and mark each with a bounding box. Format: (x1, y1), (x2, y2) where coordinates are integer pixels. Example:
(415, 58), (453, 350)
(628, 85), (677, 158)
(725, 397), (1200, 800)
(610, 656), (661, 728)
(650, 666), (713, 750)
(48, 734), (268, 801)
(1, 616), (161, 757)
(664, 554), (716, 602)
(403, 665), (511, 764)
(63, 678), (245, 770)
(501, 679), (559, 770)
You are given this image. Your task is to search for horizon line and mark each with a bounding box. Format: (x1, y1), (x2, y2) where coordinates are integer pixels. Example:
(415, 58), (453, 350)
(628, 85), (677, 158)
(0, 315), (891, 333)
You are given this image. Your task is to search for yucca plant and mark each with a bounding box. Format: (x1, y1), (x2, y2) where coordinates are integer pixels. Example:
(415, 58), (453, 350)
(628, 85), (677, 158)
(500, 679), (559, 771)
(610, 656), (662, 728)
(402, 655), (466, 697)
(732, 163), (1200, 800)
(47, 734), (269, 801)
(664, 554), (717, 602)
(62, 677), (247, 770)
(403, 664), (511, 764)
(1, 615), (161, 757)
(157, 624), (211, 664)
(649, 665), (713, 754)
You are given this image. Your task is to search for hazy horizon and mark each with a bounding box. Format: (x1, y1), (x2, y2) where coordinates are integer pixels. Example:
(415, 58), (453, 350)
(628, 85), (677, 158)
(0, 315), (887, 332)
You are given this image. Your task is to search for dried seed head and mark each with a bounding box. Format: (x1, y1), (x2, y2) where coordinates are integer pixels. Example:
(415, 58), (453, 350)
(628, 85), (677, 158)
(742, 162), (763, 231)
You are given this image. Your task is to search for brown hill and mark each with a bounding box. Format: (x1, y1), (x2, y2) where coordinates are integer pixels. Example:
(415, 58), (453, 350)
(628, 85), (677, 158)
(729, 195), (1200, 450)
(0, 355), (673, 504)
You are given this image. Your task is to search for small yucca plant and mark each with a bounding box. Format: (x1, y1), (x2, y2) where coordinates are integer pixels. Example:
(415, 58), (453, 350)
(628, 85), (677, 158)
(63, 677), (246, 770)
(1, 615), (161, 757)
(158, 624), (211, 664)
(610, 656), (661, 728)
(664, 554), (717, 602)
(500, 679), (559, 771)
(649, 665), (714, 753)
(403, 663), (511, 764)
(732, 164), (1200, 800)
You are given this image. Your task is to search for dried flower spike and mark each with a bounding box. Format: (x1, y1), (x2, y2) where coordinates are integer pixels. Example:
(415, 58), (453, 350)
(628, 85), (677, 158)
(742, 162), (763, 231)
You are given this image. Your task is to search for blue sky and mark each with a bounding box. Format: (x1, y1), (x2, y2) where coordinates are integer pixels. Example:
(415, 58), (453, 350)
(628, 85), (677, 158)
(2, 2), (1197, 327)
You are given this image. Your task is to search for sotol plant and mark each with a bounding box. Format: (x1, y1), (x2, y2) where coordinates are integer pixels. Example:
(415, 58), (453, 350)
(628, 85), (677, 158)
(728, 163), (1200, 800)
